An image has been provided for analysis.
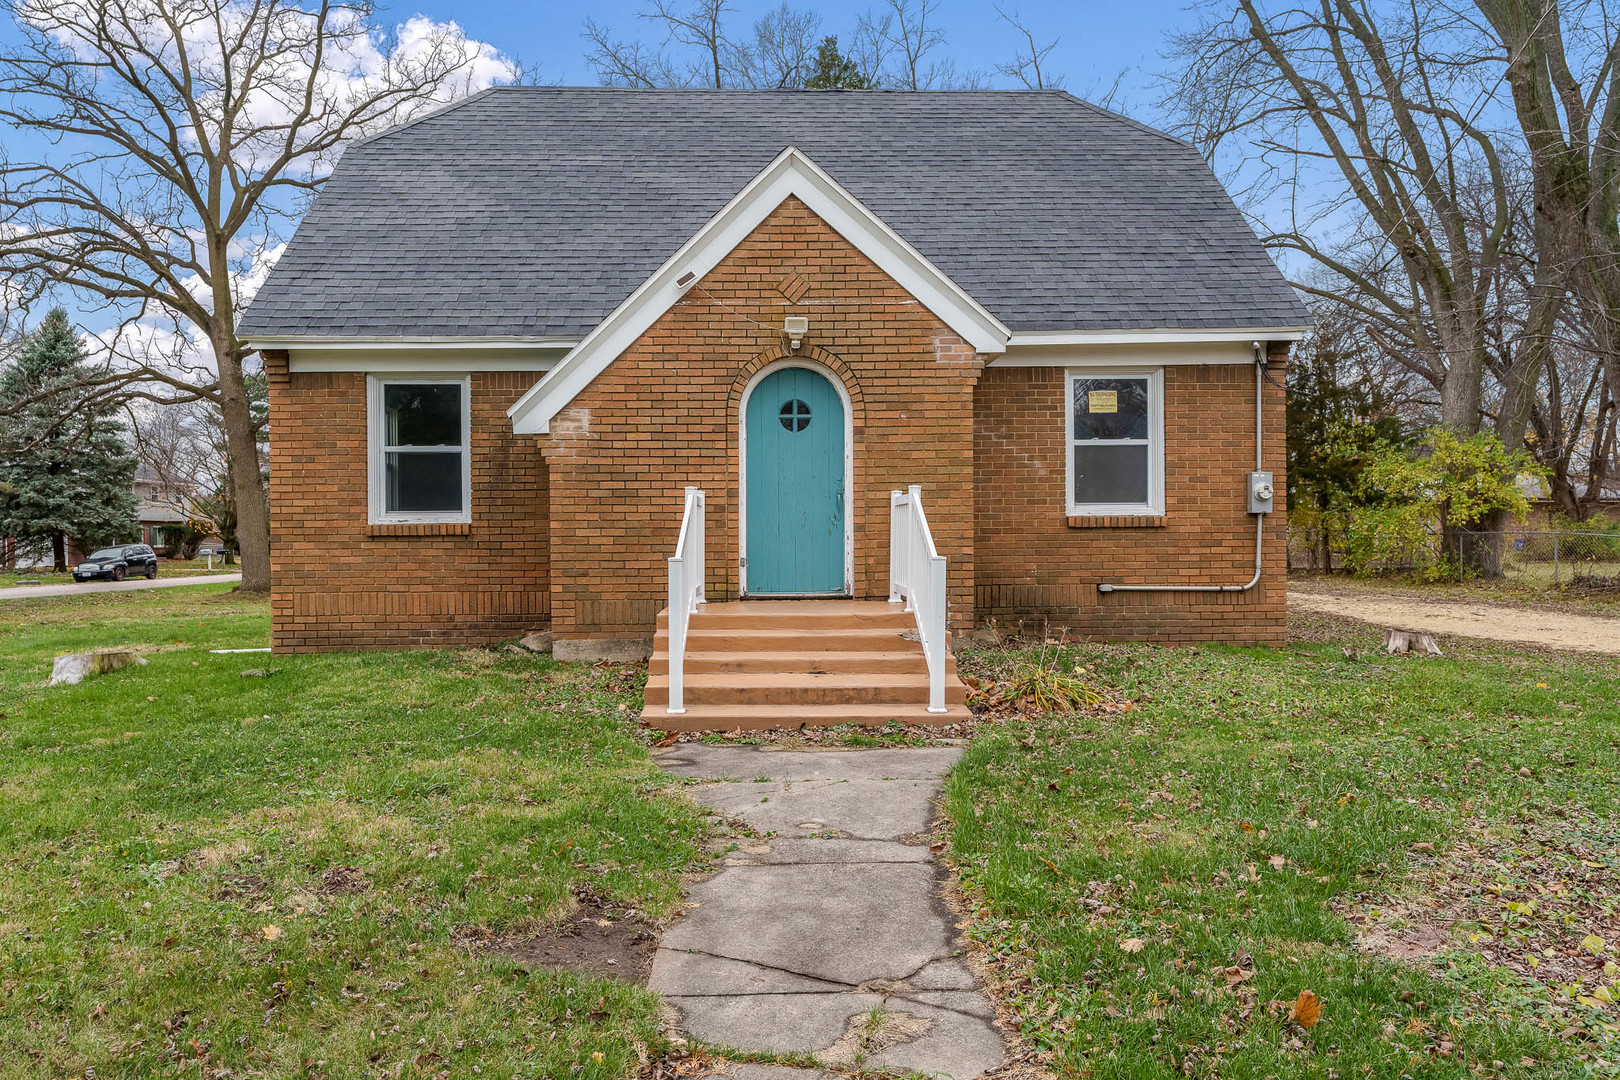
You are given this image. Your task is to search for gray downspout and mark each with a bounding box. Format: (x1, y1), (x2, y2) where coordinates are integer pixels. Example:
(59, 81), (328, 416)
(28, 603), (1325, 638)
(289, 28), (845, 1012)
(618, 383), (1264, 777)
(1097, 343), (1268, 595)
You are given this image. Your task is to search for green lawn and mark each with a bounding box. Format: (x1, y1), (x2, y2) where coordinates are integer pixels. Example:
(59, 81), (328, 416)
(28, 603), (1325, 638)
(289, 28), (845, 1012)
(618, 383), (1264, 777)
(6, 587), (1617, 1080)
(947, 621), (1620, 1078)
(0, 586), (706, 1079)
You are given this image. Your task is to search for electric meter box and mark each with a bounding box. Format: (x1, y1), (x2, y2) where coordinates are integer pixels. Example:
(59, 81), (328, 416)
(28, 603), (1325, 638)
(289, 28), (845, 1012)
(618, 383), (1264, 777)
(1248, 471), (1275, 514)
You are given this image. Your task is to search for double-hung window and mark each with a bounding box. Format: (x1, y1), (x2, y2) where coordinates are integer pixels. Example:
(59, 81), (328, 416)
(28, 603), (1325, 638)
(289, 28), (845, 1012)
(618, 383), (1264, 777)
(368, 377), (471, 523)
(1066, 369), (1163, 515)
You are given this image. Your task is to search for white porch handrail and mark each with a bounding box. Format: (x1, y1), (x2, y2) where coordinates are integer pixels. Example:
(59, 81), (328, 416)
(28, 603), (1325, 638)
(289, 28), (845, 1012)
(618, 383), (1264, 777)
(888, 485), (948, 713)
(666, 486), (707, 715)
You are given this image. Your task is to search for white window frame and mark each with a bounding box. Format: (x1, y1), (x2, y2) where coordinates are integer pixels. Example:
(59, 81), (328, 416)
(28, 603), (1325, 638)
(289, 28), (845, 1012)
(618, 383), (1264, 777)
(1065, 367), (1164, 516)
(367, 375), (472, 524)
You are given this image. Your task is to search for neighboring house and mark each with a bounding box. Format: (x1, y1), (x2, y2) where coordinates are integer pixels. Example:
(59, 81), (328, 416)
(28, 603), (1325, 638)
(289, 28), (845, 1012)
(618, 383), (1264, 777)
(133, 465), (191, 551)
(242, 89), (1307, 714)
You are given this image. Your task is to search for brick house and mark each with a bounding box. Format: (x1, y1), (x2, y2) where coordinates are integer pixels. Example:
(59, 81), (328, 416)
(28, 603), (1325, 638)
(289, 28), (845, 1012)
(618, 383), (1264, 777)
(241, 89), (1307, 728)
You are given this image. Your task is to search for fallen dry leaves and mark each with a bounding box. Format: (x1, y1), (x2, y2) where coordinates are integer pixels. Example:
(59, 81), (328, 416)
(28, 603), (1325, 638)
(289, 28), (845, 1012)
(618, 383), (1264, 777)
(1289, 989), (1322, 1029)
(1336, 811), (1619, 1052)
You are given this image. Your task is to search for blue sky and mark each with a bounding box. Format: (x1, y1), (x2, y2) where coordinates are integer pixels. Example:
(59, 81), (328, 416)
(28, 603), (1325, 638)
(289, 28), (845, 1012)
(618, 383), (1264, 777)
(408, 0), (1181, 117)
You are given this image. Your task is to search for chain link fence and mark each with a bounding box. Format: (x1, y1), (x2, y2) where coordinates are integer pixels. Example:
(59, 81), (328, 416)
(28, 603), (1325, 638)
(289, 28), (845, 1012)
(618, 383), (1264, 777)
(1457, 527), (1620, 590)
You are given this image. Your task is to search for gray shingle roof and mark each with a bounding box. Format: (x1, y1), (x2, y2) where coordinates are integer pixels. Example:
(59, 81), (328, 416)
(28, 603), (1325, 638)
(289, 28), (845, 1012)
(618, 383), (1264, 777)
(240, 88), (1306, 340)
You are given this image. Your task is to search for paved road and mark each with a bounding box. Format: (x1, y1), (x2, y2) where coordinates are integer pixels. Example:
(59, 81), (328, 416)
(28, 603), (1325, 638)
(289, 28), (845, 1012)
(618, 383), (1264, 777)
(650, 744), (1003, 1080)
(0, 573), (241, 601)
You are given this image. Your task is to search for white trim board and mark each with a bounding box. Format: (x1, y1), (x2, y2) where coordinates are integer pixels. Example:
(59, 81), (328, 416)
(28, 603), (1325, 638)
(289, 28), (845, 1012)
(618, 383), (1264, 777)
(250, 335), (581, 351)
(290, 349), (564, 373)
(507, 145), (1013, 435)
(1009, 326), (1308, 347)
(994, 340), (1262, 367)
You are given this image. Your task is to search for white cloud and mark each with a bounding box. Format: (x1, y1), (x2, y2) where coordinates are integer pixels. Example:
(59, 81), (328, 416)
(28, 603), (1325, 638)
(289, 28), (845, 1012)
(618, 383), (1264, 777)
(22, 1), (519, 176)
(10, 0), (516, 374)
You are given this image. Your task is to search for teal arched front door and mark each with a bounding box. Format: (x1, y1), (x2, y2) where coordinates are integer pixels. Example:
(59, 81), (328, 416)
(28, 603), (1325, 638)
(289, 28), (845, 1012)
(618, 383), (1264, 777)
(745, 366), (846, 594)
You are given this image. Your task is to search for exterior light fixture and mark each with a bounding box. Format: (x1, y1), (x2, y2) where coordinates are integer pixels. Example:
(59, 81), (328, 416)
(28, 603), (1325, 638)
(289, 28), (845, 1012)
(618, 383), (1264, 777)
(784, 316), (809, 350)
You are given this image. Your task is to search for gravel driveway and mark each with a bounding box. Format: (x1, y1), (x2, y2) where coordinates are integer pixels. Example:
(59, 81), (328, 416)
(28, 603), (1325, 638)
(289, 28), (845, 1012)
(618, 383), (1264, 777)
(1291, 582), (1620, 654)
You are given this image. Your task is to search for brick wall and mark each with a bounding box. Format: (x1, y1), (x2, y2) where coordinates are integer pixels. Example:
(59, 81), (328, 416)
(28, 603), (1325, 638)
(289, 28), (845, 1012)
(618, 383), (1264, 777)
(973, 345), (1289, 646)
(265, 353), (549, 652)
(541, 196), (984, 645)
(264, 202), (1290, 653)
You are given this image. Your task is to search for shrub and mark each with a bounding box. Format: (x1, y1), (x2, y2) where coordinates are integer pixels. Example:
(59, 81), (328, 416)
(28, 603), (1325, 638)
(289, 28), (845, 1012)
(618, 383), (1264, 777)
(1343, 428), (1544, 577)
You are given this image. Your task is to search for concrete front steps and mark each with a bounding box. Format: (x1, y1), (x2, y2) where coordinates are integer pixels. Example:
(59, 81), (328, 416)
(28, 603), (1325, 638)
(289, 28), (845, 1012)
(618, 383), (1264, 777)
(641, 600), (972, 731)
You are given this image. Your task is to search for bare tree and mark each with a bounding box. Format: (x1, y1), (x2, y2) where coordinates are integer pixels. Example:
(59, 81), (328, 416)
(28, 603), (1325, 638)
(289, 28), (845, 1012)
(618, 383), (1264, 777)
(1165, 0), (1555, 447)
(1473, 0), (1620, 476)
(130, 397), (233, 556)
(585, 0), (992, 90)
(0, 0), (515, 591)
(582, 22), (689, 87)
(995, 7), (1066, 90)
(856, 0), (987, 89)
(741, 4), (823, 89)
(586, 0), (745, 88)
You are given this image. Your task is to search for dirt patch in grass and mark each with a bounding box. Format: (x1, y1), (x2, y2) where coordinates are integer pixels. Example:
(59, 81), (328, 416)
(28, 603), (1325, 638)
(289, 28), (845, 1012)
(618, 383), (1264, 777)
(317, 865), (368, 896)
(1336, 813), (1620, 1052)
(466, 895), (660, 984)
(213, 873), (268, 903)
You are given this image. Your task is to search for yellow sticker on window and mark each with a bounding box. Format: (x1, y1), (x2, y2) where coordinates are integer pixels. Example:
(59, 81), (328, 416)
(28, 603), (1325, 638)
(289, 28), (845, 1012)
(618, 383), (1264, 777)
(1089, 390), (1118, 413)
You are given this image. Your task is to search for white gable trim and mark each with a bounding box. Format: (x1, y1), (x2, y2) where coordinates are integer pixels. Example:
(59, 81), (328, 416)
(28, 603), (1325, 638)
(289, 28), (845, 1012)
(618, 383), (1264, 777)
(1007, 326), (1309, 347)
(507, 146), (1012, 435)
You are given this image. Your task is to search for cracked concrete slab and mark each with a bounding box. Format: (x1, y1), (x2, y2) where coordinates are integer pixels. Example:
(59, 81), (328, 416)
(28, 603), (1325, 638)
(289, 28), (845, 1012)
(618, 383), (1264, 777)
(907, 958), (980, 990)
(650, 949), (848, 996)
(691, 778), (941, 838)
(655, 744), (963, 781)
(667, 991), (887, 1054)
(660, 862), (952, 985)
(650, 746), (1004, 1079)
(894, 989), (999, 1020)
(708, 837), (933, 865)
(714, 1066), (825, 1080)
(864, 998), (1006, 1079)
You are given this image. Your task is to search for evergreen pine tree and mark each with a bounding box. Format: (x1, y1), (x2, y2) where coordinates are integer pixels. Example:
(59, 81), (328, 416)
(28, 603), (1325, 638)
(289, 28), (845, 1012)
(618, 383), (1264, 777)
(804, 37), (871, 89)
(0, 309), (139, 570)
(1285, 316), (1406, 571)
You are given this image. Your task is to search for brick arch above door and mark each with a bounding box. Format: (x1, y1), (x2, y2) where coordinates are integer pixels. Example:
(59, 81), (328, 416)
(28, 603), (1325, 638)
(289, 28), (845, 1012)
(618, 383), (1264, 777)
(725, 344), (866, 435)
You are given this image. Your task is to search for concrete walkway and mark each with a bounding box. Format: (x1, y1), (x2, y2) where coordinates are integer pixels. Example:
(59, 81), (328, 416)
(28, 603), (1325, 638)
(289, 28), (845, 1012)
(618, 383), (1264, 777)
(0, 573), (241, 601)
(650, 745), (1004, 1080)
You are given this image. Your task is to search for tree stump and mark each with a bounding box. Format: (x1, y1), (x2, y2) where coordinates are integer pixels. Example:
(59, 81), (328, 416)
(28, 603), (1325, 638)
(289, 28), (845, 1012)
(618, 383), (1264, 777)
(1383, 629), (1442, 656)
(48, 649), (147, 686)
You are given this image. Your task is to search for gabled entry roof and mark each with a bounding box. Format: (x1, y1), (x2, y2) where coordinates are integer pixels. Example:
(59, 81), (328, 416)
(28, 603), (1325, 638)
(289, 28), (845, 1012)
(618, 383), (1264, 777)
(507, 146), (1010, 434)
(238, 88), (1308, 344)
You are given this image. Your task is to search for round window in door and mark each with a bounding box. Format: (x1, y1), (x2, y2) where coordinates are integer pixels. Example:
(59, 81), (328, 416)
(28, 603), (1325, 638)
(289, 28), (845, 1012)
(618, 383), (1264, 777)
(779, 399), (812, 431)
(745, 367), (845, 594)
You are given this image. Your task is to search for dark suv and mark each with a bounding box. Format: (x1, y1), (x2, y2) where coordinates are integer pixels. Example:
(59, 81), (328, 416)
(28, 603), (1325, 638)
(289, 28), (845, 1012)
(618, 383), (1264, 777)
(74, 544), (158, 582)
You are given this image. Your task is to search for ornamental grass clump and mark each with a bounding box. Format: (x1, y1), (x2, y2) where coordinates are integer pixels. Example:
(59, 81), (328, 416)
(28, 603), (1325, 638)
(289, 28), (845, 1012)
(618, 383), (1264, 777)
(1000, 646), (1105, 714)
(964, 630), (1107, 716)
